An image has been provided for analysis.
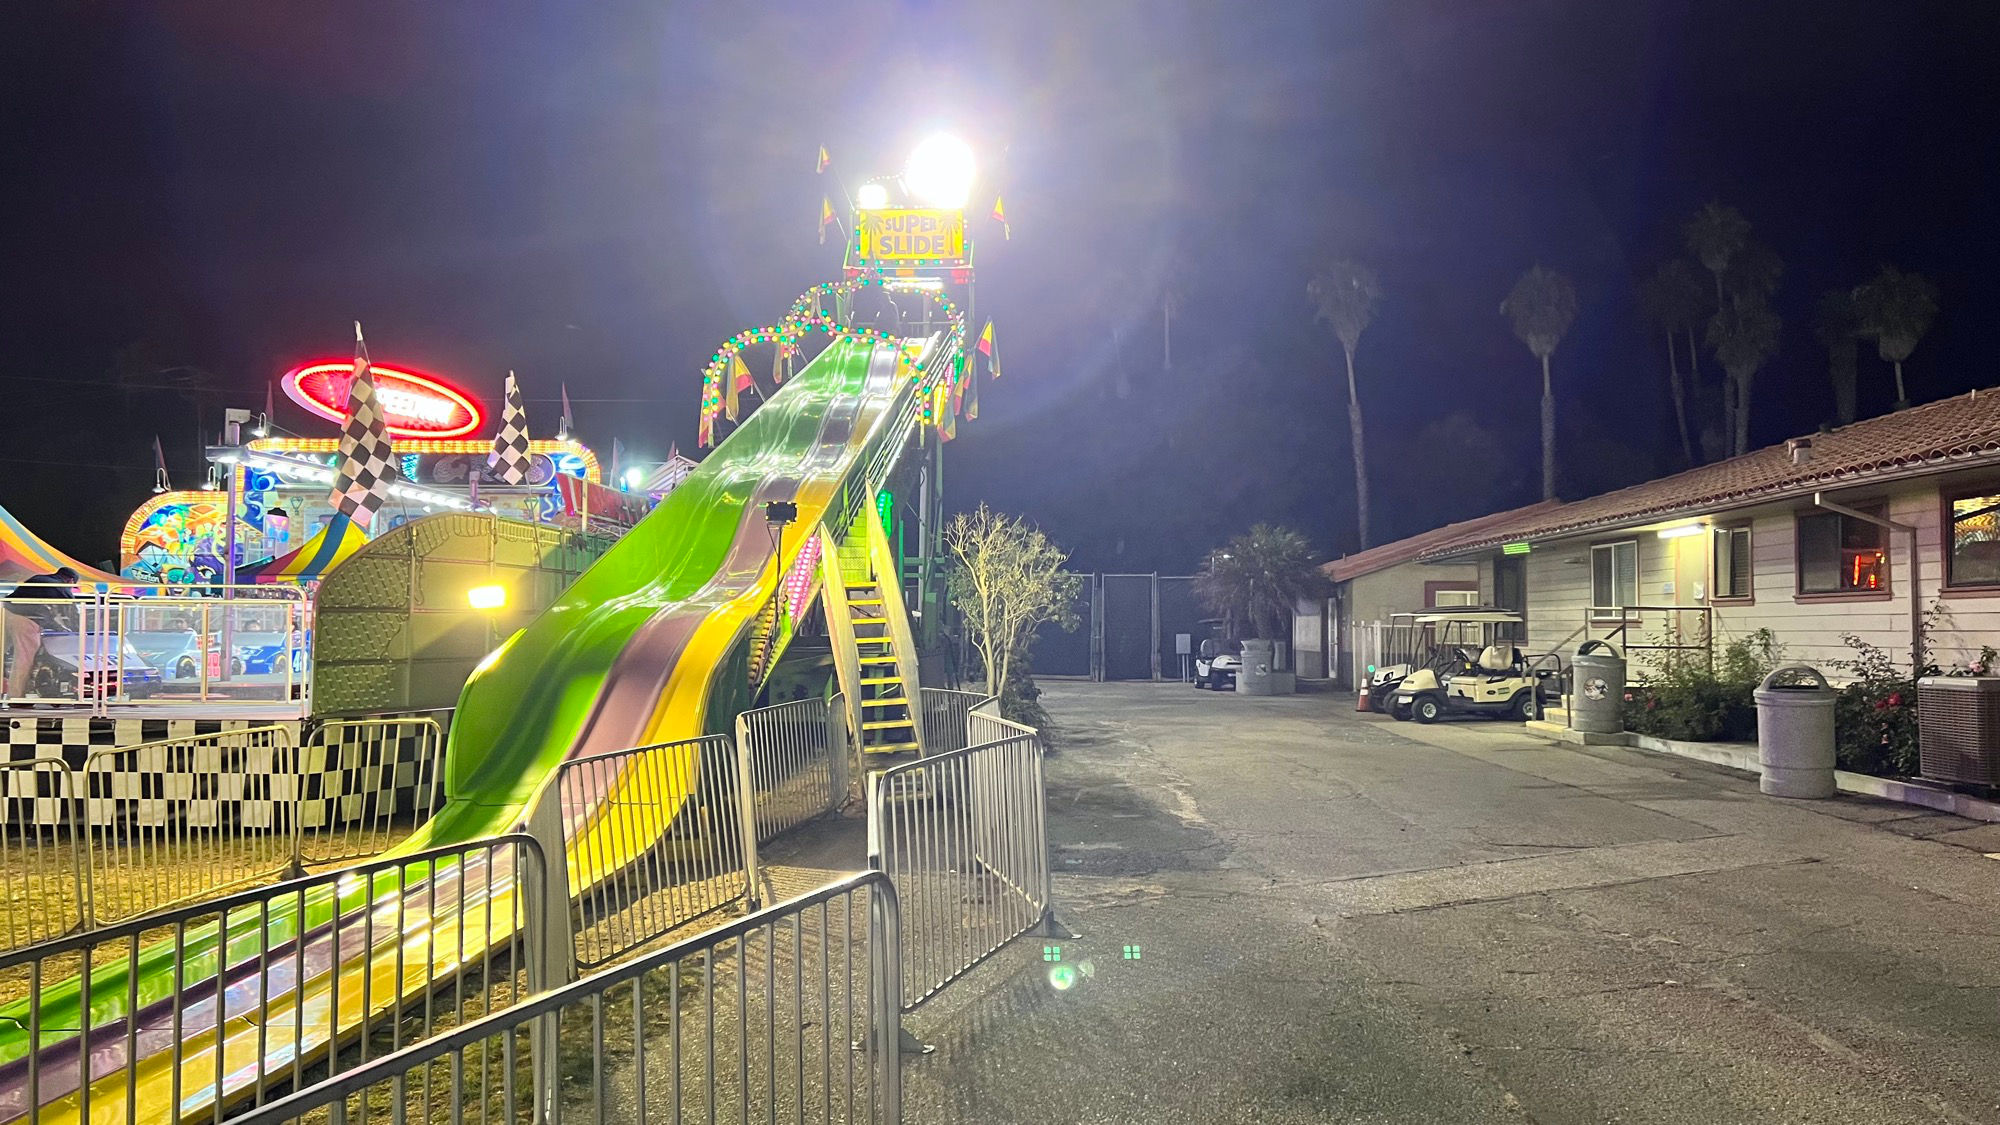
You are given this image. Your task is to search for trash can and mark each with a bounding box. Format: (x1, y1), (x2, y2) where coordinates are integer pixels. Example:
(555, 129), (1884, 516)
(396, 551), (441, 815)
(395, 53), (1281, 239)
(1755, 665), (1837, 798)
(1570, 640), (1626, 734)
(1236, 638), (1294, 695)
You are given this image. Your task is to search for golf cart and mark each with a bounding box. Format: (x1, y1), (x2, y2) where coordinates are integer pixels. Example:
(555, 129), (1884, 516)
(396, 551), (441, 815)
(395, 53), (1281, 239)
(1370, 609), (1562, 723)
(1193, 637), (1241, 690)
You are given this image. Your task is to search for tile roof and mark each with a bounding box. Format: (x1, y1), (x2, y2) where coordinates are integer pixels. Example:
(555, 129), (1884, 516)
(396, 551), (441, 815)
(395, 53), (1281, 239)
(1322, 500), (1562, 582)
(1417, 387), (2000, 561)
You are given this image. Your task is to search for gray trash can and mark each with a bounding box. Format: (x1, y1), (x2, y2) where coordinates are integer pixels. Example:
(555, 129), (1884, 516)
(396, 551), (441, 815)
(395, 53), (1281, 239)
(1570, 640), (1626, 734)
(1755, 664), (1837, 799)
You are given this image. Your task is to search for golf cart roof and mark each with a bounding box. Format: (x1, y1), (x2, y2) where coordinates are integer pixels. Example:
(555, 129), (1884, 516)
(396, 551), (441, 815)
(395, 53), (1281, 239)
(1390, 608), (1525, 625)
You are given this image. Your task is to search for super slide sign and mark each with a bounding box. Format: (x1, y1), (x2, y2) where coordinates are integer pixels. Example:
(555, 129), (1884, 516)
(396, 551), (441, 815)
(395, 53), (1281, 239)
(283, 362), (486, 438)
(858, 208), (967, 263)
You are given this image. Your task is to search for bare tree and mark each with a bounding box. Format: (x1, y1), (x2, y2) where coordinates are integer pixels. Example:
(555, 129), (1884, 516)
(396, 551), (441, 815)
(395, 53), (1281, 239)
(1852, 265), (1940, 409)
(943, 505), (1081, 716)
(1815, 289), (1862, 425)
(1639, 259), (1711, 464)
(1307, 259), (1383, 548)
(1501, 265), (1579, 500)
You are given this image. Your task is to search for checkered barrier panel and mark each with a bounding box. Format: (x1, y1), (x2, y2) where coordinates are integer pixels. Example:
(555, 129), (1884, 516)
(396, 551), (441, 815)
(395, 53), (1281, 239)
(0, 712), (447, 830)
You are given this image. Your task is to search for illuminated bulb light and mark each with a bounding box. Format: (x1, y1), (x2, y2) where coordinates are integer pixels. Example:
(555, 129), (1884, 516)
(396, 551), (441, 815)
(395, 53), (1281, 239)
(857, 182), (890, 210)
(903, 134), (977, 209)
(466, 584), (507, 610)
(1656, 523), (1707, 539)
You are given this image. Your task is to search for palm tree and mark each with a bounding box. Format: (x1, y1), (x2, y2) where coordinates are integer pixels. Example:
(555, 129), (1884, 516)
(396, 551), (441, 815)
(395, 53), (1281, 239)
(1308, 259), (1383, 548)
(1192, 524), (1330, 642)
(1707, 295), (1781, 456)
(1638, 259), (1710, 464)
(1501, 265), (1579, 500)
(1814, 290), (1861, 425)
(1682, 201), (1751, 306)
(1852, 265), (1940, 409)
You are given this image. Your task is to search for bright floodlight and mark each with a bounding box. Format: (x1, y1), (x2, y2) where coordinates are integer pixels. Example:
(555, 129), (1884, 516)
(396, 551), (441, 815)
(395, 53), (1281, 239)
(467, 584), (508, 610)
(622, 466), (645, 490)
(903, 134), (975, 209)
(856, 181), (890, 210)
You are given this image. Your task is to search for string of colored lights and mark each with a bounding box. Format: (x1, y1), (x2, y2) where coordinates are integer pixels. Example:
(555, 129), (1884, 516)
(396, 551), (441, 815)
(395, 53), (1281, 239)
(696, 278), (968, 446)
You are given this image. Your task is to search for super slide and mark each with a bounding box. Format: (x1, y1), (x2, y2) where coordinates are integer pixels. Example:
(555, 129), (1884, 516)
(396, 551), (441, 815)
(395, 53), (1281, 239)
(0, 328), (952, 1125)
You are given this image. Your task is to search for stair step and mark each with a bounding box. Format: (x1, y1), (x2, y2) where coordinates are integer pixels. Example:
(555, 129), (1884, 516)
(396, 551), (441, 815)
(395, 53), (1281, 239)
(860, 655), (898, 665)
(857, 636), (892, 645)
(862, 718), (915, 731)
(848, 598), (883, 607)
(861, 697), (909, 708)
(861, 741), (920, 755)
(860, 676), (903, 686)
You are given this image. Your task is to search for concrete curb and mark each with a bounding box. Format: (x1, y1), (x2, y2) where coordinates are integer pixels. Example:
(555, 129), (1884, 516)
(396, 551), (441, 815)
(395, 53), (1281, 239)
(1525, 724), (2000, 824)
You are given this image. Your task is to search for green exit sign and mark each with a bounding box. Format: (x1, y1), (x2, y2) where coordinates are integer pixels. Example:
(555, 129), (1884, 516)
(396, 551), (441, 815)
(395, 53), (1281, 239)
(1502, 542), (1532, 556)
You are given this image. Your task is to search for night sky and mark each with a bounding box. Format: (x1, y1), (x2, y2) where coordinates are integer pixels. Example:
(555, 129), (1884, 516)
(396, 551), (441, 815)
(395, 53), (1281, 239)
(4, 2), (1996, 572)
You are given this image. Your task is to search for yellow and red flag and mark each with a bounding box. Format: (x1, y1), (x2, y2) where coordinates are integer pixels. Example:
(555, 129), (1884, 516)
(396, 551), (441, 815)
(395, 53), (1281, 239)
(818, 197), (837, 244)
(816, 145), (830, 174)
(990, 195), (1010, 240)
(726, 352), (754, 421)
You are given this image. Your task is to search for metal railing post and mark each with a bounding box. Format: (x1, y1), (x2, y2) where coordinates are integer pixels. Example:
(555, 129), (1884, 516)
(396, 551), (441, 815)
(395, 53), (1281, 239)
(871, 875), (903, 1115)
(828, 692), (850, 813)
(733, 715), (762, 909)
(521, 787), (577, 991)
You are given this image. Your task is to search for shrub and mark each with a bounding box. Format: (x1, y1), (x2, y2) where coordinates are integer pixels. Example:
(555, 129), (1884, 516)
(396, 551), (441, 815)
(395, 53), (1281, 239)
(1623, 629), (1782, 743)
(1831, 632), (1928, 777)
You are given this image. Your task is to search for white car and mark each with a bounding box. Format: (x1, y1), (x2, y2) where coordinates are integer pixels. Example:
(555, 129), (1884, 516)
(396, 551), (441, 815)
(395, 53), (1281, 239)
(1193, 641), (1241, 690)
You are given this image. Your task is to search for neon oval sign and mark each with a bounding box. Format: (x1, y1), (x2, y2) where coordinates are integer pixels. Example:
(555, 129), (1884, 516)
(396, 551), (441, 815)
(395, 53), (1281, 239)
(283, 361), (485, 439)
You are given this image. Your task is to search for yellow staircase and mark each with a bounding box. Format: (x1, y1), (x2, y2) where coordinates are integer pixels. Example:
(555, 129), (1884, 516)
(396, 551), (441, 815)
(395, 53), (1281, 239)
(822, 509), (925, 756)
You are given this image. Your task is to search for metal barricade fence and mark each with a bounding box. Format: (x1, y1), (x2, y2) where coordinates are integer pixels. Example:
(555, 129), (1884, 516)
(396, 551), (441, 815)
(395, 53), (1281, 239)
(0, 758), (88, 953)
(555, 734), (751, 969)
(298, 715), (445, 866)
(1, 585), (312, 716)
(0, 834), (546, 1125)
(736, 697), (846, 846)
(867, 728), (1051, 1012)
(227, 872), (903, 1125)
(917, 687), (996, 757)
(81, 724), (299, 925)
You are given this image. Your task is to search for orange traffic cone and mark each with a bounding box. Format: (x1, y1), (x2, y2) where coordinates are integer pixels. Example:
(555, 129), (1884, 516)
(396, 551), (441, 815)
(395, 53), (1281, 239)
(1356, 684), (1373, 712)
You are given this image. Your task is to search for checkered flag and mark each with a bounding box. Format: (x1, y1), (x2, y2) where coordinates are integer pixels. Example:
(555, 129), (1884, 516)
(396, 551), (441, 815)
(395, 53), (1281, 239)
(487, 370), (531, 485)
(327, 323), (397, 527)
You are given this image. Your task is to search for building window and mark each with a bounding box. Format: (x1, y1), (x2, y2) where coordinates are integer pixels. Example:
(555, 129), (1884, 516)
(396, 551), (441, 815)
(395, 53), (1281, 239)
(1432, 588), (1479, 607)
(1945, 490), (2000, 588)
(1591, 540), (1638, 618)
(1712, 526), (1752, 600)
(1797, 505), (1887, 594)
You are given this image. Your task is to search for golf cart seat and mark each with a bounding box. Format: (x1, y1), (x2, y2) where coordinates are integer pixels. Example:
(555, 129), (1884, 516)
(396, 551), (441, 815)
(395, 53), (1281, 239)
(1476, 645), (1517, 674)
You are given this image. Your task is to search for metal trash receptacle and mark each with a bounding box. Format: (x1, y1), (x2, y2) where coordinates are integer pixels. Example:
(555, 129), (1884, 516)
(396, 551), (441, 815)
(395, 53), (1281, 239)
(1755, 664), (1837, 799)
(1570, 640), (1626, 734)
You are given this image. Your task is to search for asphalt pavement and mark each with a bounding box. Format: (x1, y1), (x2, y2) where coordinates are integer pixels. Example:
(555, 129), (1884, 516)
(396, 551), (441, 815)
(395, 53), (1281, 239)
(899, 680), (2000, 1124)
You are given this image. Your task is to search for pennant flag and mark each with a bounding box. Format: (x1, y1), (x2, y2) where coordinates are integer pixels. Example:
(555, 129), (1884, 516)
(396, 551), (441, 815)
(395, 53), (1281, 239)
(726, 353), (753, 421)
(259, 379), (274, 436)
(935, 383), (957, 441)
(816, 145), (831, 174)
(487, 370), (532, 485)
(698, 409), (715, 448)
(151, 435), (171, 493)
(818, 197), (837, 245)
(964, 358), (981, 420)
(771, 342), (786, 388)
(559, 382), (575, 440)
(327, 323), (398, 527)
(991, 195), (1010, 240)
(976, 318), (995, 356)
(611, 437), (628, 486)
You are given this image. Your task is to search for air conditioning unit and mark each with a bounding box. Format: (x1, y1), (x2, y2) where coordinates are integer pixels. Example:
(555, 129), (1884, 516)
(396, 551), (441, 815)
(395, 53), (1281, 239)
(1916, 676), (2000, 785)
